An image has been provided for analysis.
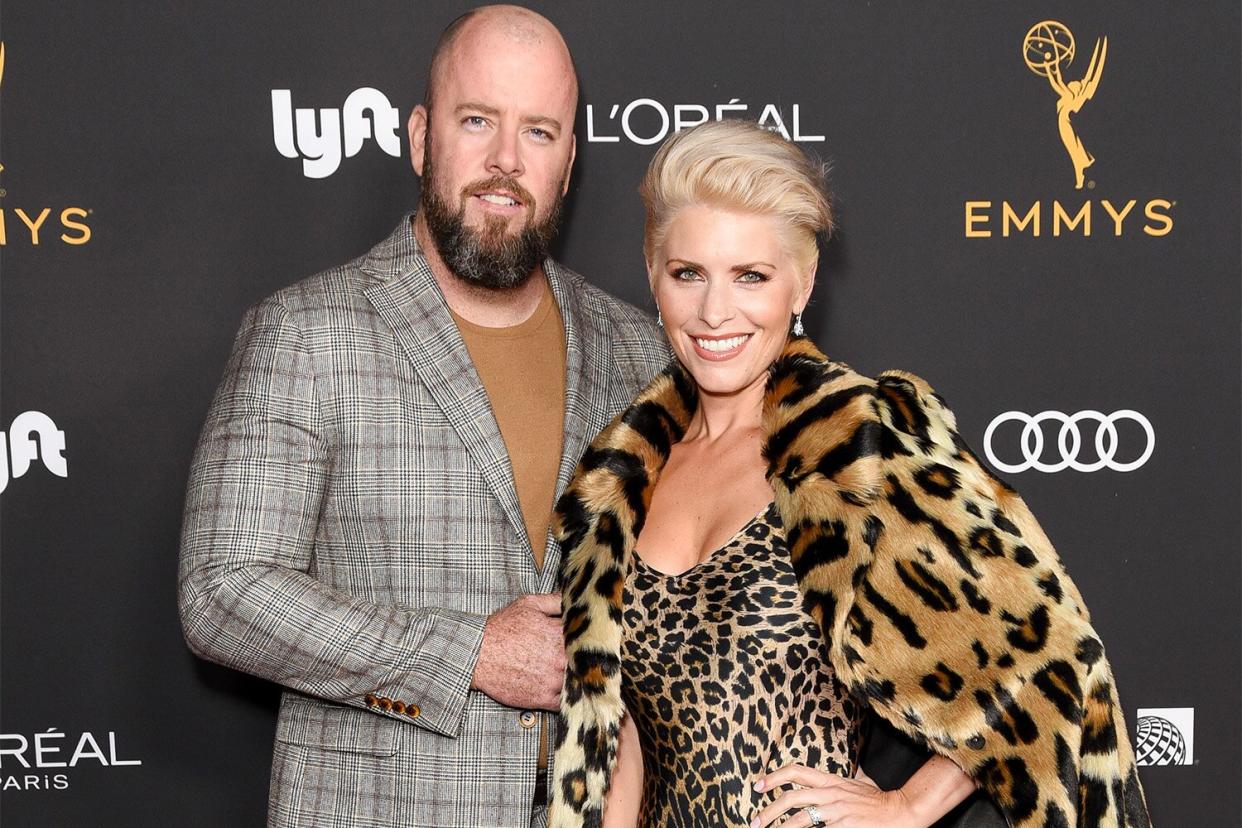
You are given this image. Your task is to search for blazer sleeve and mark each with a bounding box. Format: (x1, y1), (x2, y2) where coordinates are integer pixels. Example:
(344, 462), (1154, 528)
(177, 295), (485, 738)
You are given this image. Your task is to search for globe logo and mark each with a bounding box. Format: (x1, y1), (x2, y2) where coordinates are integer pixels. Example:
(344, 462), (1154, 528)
(1135, 715), (1187, 766)
(1023, 20), (1076, 76)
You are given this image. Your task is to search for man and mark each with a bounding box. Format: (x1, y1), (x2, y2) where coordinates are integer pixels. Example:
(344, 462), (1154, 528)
(177, 7), (666, 827)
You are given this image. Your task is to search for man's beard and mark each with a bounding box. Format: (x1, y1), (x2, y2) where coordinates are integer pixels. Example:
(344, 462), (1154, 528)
(420, 155), (564, 291)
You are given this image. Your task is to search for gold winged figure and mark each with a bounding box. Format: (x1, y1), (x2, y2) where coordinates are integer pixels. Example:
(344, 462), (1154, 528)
(1044, 33), (1108, 189)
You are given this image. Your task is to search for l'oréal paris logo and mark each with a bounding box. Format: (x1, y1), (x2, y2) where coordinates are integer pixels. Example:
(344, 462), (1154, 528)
(584, 98), (825, 145)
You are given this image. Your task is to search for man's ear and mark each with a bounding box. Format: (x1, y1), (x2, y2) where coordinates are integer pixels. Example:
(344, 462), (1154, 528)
(561, 132), (577, 196)
(409, 105), (429, 177)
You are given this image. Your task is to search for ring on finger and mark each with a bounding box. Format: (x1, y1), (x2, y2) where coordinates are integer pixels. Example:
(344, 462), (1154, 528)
(806, 805), (825, 826)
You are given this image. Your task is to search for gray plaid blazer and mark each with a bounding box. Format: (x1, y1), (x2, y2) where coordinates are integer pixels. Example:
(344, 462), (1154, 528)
(178, 216), (668, 828)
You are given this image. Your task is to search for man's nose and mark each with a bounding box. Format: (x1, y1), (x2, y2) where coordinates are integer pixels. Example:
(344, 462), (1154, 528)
(486, 127), (524, 178)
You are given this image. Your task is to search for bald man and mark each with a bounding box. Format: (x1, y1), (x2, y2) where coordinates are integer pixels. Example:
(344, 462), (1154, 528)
(178, 7), (667, 827)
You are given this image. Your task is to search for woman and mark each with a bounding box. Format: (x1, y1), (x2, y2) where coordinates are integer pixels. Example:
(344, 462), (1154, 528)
(550, 121), (1151, 828)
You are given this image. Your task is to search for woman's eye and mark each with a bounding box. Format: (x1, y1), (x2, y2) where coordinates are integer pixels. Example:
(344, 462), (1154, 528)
(738, 270), (769, 283)
(672, 268), (702, 281)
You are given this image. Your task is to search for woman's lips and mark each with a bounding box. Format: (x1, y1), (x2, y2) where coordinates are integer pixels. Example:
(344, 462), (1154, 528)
(689, 333), (752, 361)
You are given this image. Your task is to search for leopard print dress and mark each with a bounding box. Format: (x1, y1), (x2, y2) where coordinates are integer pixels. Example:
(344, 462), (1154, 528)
(621, 502), (864, 827)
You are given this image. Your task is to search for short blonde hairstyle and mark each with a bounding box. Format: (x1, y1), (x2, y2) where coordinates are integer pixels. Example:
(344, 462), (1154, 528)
(639, 120), (834, 275)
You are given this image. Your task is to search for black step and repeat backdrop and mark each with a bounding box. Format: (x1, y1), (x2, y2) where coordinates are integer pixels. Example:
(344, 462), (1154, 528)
(1, 1), (1238, 825)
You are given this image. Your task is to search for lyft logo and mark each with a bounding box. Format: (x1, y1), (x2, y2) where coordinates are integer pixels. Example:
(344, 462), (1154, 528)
(1, 411), (67, 494)
(272, 88), (402, 179)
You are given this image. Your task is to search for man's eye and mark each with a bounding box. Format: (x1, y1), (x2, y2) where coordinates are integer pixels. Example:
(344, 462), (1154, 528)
(529, 127), (552, 142)
(463, 116), (488, 129)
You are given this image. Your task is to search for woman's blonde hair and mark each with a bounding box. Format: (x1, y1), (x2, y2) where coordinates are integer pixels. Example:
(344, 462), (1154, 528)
(639, 119), (834, 276)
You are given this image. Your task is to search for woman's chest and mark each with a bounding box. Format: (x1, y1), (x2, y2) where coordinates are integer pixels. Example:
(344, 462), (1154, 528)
(622, 513), (827, 689)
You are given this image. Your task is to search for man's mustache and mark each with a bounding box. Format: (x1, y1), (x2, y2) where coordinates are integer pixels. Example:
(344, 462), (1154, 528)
(459, 176), (537, 215)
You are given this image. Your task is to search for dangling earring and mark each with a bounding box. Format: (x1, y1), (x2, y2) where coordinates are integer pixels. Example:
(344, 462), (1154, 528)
(656, 308), (664, 328)
(792, 312), (805, 337)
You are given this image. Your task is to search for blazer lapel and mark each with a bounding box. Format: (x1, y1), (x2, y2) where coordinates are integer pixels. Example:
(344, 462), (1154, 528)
(361, 217), (528, 554)
(541, 260), (620, 589)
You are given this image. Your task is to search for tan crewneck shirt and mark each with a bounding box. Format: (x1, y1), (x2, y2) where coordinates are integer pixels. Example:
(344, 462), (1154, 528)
(450, 281), (566, 570)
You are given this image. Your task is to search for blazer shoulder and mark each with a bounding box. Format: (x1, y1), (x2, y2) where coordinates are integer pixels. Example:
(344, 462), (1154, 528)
(557, 265), (658, 328)
(248, 254), (372, 329)
(600, 290), (664, 355)
(555, 263), (668, 365)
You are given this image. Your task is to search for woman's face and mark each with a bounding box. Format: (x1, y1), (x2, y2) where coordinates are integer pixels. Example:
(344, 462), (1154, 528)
(652, 205), (814, 399)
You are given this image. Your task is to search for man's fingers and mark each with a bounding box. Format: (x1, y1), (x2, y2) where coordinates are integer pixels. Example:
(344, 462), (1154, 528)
(525, 592), (562, 615)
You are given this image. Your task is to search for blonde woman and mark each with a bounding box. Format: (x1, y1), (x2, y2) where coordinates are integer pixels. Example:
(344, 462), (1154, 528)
(550, 121), (1150, 828)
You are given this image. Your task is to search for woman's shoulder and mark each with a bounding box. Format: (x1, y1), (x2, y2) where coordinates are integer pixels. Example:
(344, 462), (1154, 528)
(764, 348), (992, 501)
(767, 342), (960, 443)
(870, 368), (963, 444)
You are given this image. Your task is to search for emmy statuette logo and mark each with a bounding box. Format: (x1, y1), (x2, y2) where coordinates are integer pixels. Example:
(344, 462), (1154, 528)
(962, 21), (1174, 239)
(1023, 21), (1107, 190)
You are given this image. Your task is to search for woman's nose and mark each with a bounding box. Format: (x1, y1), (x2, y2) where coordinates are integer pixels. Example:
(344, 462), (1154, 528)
(698, 280), (736, 328)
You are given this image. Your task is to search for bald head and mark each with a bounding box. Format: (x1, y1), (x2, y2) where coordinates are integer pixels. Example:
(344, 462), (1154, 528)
(425, 5), (578, 110)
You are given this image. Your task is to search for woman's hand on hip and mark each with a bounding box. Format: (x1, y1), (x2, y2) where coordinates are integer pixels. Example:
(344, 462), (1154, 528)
(750, 763), (919, 828)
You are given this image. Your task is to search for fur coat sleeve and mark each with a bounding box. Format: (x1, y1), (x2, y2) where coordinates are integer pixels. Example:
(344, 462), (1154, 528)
(550, 337), (1152, 828)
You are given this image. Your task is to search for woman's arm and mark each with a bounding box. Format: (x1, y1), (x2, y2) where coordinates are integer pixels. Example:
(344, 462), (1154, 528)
(602, 712), (644, 828)
(886, 754), (977, 825)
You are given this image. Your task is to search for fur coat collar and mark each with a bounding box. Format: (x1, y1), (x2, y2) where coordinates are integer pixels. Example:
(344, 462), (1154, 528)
(549, 336), (1151, 828)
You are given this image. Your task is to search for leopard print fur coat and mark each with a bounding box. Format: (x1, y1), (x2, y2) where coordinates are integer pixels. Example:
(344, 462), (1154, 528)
(550, 336), (1151, 828)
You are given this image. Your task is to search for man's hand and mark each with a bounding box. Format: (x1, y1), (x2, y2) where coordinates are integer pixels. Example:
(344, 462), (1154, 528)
(471, 593), (565, 711)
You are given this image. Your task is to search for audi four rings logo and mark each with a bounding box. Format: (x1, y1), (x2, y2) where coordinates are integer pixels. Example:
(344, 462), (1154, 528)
(983, 410), (1155, 473)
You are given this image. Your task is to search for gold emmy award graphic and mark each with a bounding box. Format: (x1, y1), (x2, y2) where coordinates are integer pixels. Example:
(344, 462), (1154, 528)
(1023, 21), (1107, 189)
(965, 24), (1171, 239)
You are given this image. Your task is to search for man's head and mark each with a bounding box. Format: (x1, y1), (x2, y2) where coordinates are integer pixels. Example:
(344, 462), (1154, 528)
(410, 6), (579, 290)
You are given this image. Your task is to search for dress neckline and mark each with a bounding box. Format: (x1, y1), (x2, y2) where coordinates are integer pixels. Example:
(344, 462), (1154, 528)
(632, 502), (775, 578)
